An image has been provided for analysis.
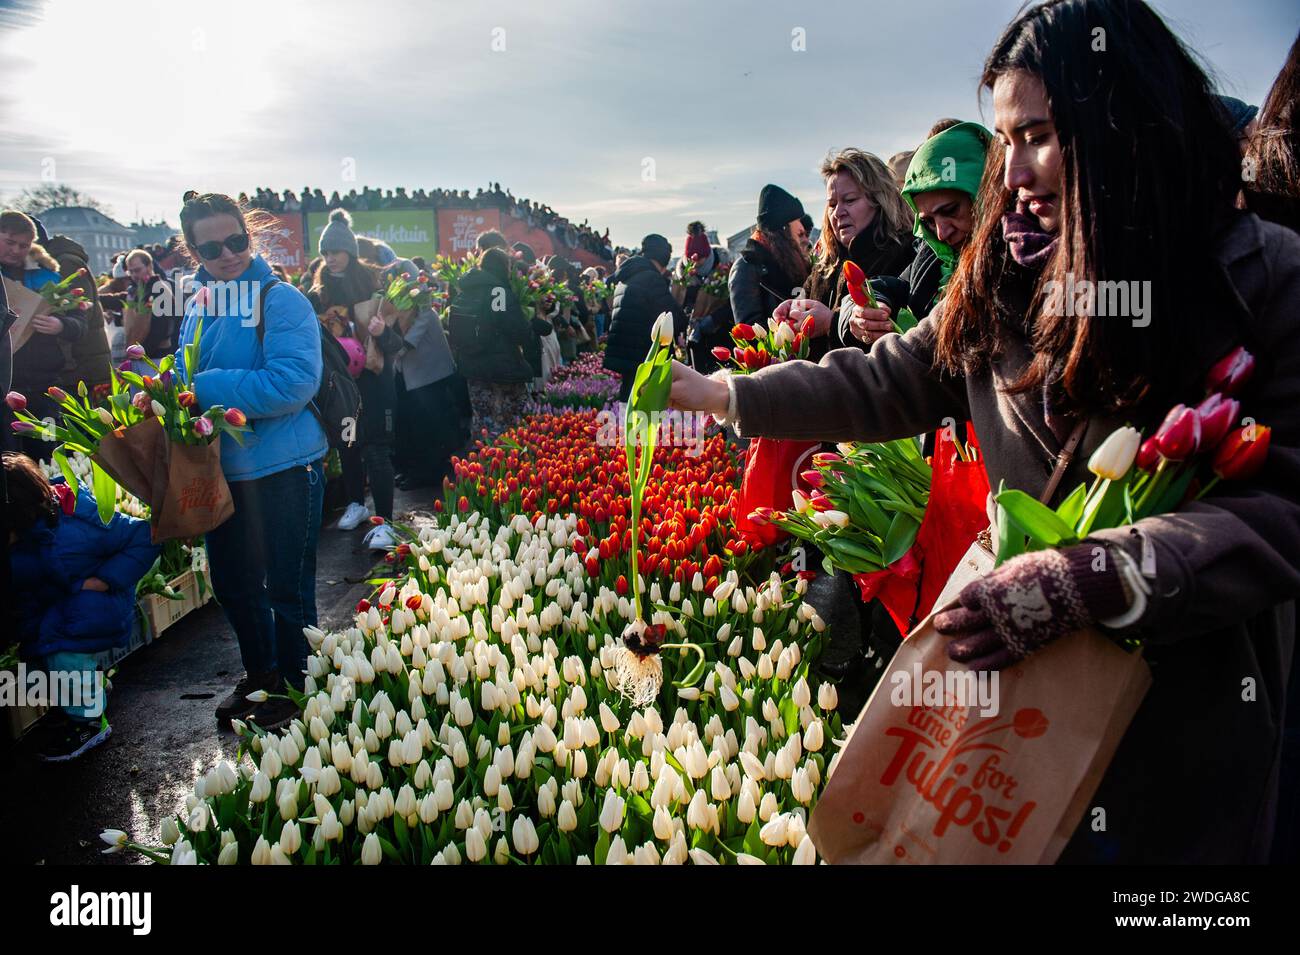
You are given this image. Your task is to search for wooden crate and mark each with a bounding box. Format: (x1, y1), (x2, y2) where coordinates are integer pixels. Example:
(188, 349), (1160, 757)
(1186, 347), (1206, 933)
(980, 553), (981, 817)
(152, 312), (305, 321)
(3, 700), (48, 743)
(140, 570), (200, 638)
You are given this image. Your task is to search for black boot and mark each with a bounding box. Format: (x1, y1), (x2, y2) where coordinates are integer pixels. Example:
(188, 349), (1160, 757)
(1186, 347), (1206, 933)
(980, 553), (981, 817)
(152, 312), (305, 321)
(215, 671), (278, 727)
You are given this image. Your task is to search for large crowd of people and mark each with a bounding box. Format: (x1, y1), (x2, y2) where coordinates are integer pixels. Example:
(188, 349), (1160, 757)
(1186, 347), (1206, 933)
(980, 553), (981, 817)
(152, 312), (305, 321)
(243, 182), (617, 259)
(1, 0), (1297, 865)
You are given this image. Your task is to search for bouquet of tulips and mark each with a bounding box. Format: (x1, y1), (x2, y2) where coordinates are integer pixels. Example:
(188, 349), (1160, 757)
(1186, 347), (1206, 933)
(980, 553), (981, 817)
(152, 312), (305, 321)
(711, 314), (817, 373)
(381, 271), (435, 313)
(753, 439), (932, 575)
(842, 261), (918, 335)
(37, 269), (93, 316)
(990, 345), (1270, 565)
(582, 278), (612, 314)
(700, 261), (731, 299)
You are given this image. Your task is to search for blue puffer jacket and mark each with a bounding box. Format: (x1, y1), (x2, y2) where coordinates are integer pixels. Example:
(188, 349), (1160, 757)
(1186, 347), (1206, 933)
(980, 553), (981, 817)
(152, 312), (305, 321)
(175, 255), (327, 482)
(11, 480), (159, 657)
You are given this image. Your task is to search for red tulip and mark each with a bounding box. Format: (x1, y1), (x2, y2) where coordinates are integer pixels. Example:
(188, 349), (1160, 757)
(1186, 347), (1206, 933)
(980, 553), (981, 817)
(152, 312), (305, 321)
(732, 323), (757, 341)
(356, 599), (371, 613)
(4, 391), (26, 411)
(47, 386), (68, 403)
(800, 470), (825, 489)
(370, 515), (386, 525)
(1205, 345), (1255, 397)
(842, 260), (866, 287)
(405, 594), (422, 610)
(615, 574), (628, 596)
(711, 346), (731, 362)
(458, 495), (470, 512)
(178, 391), (197, 408)
(1154, 404), (1200, 461)
(223, 407), (247, 427)
(585, 554), (600, 578)
(1135, 436), (1161, 472)
(1212, 425), (1271, 481)
(800, 316), (816, 337)
(812, 452), (842, 467)
(1195, 393), (1240, 451)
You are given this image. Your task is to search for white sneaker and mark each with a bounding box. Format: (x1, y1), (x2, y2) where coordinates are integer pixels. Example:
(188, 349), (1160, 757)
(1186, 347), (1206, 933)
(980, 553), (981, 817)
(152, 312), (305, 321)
(336, 502), (371, 531)
(363, 523), (398, 552)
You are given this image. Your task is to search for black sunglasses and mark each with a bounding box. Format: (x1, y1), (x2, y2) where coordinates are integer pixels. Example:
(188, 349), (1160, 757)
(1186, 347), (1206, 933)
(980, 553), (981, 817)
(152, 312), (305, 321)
(194, 232), (250, 261)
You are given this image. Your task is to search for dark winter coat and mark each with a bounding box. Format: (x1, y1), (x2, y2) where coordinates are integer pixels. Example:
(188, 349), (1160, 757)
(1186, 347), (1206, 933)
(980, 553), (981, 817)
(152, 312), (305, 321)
(448, 267), (534, 383)
(603, 256), (686, 375)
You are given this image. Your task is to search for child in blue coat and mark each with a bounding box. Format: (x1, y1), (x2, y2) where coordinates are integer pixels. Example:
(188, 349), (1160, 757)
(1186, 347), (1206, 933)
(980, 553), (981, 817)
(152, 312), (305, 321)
(5, 452), (158, 761)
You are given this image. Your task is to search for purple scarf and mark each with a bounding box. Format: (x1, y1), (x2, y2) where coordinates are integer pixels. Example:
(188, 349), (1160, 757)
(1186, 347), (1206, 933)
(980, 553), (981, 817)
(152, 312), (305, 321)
(1001, 204), (1059, 269)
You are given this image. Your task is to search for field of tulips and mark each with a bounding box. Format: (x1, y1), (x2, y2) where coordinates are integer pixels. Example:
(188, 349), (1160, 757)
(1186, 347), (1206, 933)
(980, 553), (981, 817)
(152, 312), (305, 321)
(108, 353), (858, 864)
(110, 505), (844, 865)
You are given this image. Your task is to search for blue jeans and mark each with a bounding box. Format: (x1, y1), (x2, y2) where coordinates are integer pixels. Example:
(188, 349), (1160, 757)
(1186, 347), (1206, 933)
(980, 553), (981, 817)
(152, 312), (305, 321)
(205, 460), (324, 685)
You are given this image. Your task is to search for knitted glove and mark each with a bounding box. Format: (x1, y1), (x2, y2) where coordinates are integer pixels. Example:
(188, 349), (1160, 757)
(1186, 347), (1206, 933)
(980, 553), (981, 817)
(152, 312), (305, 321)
(932, 545), (1129, 671)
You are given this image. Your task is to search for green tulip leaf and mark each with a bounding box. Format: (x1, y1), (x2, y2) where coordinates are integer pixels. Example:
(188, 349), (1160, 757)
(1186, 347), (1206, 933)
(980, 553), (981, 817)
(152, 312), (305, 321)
(996, 488), (1079, 547)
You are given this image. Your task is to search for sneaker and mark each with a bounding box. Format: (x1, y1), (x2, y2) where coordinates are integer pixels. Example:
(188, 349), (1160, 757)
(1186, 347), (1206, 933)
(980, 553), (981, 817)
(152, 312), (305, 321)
(252, 695), (300, 732)
(362, 522), (398, 552)
(216, 672), (276, 727)
(335, 502), (371, 531)
(37, 715), (112, 762)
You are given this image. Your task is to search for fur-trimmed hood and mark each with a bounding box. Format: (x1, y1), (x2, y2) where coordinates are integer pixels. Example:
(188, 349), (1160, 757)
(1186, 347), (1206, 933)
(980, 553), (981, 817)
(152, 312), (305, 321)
(26, 242), (60, 273)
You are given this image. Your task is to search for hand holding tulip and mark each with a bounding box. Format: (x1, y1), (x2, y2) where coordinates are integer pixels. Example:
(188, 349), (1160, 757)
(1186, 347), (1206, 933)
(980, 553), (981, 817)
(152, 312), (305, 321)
(368, 315), (387, 338)
(845, 300), (894, 346)
(668, 361), (729, 416)
(775, 299), (832, 337)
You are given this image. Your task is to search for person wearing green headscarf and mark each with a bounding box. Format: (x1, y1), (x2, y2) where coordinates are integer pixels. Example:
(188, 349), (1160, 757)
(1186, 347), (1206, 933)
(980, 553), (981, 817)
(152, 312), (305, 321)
(898, 120), (992, 316)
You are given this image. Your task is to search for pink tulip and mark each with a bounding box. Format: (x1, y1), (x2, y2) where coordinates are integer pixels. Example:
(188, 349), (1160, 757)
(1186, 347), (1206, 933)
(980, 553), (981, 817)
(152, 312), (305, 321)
(47, 386), (68, 403)
(125, 344), (146, 361)
(4, 391), (26, 412)
(11, 420), (36, 433)
(1195, 393), (1240, 452)
(193, 416), (214, 437)
(1205, 345), (1255, 397)
(1154, 404), (1201, 461)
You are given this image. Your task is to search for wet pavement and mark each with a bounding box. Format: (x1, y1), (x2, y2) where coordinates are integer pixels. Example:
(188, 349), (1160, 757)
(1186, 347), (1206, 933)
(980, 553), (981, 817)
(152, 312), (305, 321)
(0, 486), (431, 865)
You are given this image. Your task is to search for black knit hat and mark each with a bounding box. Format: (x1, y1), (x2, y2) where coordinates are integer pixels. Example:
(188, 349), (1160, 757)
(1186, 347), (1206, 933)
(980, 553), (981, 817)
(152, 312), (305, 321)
(756, 184), (804, 230)
(640, 233), (671, 267)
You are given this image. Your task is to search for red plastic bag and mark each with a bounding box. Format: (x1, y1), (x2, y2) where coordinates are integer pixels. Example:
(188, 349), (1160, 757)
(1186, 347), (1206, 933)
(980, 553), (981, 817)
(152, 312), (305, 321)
(734, 437), (820, 549)
(913, 426), (990, 623)
(851, 546), (923, 634)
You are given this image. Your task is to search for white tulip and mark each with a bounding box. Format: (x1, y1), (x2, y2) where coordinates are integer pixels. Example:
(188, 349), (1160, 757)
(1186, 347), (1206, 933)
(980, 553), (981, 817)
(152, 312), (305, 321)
(464, 827), (487, 863)
(512, 816), (539, 855)
(278, 821), (301, 855)
(792, 678), (811, 708)
(792, 833), (817, 865)
(760, 813), (790, 846)
(688, 848), (719, 865)
(250, 836), (272, 865)
(758, 791), (779, 822)
(99, 829), (128, 854)
(651, 311), (675, 347)
(803, 720), (824, 753)
(218, 841), (239, 865)
(557, 799), (578, 833)
(434, 779), (454, 812)
(653, 806), (674, 841)
(599, 789), (625, 833)
(736, 787), (757, 824)
(360, 832), (382, 865)
(599, 702), (620, 734)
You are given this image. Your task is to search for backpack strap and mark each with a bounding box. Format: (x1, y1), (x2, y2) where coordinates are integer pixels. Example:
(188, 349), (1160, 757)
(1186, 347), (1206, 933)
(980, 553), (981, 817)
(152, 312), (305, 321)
(254, 277), (282, 343)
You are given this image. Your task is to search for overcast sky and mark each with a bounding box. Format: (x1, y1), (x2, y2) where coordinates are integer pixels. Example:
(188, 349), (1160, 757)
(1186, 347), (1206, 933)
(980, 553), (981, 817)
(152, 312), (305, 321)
(1, 0), (1295, 248)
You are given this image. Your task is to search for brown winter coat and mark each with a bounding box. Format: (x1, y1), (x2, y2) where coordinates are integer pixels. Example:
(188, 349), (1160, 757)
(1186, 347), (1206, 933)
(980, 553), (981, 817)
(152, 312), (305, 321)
(43, 236), (111, 390)
(731, 211), (1300, 863)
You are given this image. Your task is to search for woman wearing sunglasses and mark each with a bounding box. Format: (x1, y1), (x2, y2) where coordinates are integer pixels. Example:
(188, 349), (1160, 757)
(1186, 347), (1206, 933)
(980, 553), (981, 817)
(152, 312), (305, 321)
(175, 191), (328, 731)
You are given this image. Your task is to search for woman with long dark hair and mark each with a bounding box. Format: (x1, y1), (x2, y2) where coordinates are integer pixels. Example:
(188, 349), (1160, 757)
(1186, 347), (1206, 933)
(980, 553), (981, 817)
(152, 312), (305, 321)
(670, 0), (1300, 863)
(175, 192), (327, 730)
(729, 184), (810, 328)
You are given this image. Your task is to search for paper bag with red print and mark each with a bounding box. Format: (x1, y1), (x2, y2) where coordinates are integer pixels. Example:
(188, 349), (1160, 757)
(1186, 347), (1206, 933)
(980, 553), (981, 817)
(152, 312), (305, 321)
(808, 540), (1150, 864)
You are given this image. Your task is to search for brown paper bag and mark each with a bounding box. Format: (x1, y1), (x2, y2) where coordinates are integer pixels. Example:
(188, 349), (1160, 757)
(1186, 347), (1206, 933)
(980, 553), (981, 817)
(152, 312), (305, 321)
(94, 417), (234, 542)
(149, 438), (234, 543)
(94, 417), (167, 503)
(355, 299), (385, 374)
(2, 276), (52, 353)
(691, 289), (723, 319)
(808, 540), (1151, 864)
(670, 282), (687, 306)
